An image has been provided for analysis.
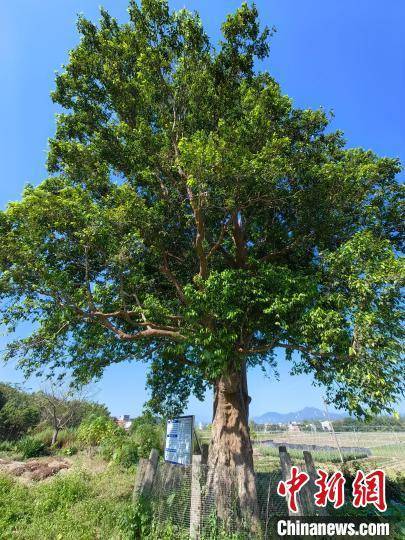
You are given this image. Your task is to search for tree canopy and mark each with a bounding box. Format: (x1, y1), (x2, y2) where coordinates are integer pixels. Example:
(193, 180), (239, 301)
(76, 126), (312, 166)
(0, 382), (109, 441)
(0, 0), (403, 419)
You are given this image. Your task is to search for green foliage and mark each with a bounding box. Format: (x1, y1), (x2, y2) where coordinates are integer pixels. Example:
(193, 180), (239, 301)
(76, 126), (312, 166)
(77, 415), (121, 447)
(17, 436), (47, 459)
(111, 439), (138, 467)
(0, 0), (403, 421)
(0, 466), (137, 539)
(129, 410), (161, 432)
(76, 414), (143, 467)
(333, 415), (405, 431)
(130, 422), (163, 458)
(0, 383), (40, 441)
(201, 512), (250, 540)
(0, 440), (15, 452)
(97, 413), (163, 466)
(35, 472), (92, 512)
(0, 382), (110, 447)
(122, 497), (190, 540)
(34, 427), (78, 449)
(68, 400), (110, 427)
(61, 446), (78, 456)
(98, 431), (135, 466)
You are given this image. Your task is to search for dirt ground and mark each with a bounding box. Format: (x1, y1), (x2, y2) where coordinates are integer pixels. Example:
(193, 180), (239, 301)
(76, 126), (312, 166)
(0, 456), (71, 482)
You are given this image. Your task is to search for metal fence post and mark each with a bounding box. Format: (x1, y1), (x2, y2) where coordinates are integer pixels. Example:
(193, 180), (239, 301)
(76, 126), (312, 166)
(190, 454), (202, 540)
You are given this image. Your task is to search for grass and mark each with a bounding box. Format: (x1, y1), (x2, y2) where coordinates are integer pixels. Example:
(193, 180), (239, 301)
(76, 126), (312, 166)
(0, 442), (404, 539)
(256, 444), (368, 463)
(370, 444), (405, 458)
(0, 455), (137, 540)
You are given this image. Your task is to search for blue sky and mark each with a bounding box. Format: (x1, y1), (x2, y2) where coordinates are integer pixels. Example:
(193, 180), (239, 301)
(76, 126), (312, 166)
(1, 1), (404, 420)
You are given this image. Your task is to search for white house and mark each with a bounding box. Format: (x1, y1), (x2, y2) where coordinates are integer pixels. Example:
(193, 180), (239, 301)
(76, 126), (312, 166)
(320, 420), (333, 432)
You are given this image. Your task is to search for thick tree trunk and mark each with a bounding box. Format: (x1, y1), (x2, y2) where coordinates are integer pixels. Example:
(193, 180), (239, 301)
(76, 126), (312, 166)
(207, 364), (260, 532)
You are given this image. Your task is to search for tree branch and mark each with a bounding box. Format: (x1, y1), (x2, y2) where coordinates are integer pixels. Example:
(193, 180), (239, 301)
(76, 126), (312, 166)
(207, 216), (230, 259)
(231, 210), (247, 268)
(160, 252), (187, 305)
(186, 185), (208, 278)
(239, 340), (351, 362)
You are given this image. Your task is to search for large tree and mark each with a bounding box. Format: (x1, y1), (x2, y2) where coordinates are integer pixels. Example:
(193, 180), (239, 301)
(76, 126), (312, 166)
(0, 0), (403, 517)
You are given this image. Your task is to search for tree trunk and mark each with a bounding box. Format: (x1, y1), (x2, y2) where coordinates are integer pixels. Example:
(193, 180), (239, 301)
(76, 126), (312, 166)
(51, 428), (59, 446)
(207, 364), (260, 532)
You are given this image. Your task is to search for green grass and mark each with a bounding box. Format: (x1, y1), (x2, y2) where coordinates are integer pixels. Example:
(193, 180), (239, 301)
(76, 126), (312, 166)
(1, 447), (403, 539)
(370, 444), (405, 458)
(256, 445), (368, 463)
(0, 462), (137, 540)
(0, 454), (194, 540)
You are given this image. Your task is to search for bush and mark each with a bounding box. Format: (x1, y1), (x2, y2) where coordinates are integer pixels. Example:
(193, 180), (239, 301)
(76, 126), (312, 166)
(98, 432), (138, 467)
(98, 433), (124, 460)
(32, 427), (54, 446)
(112, 439), (139, 467)
(54, 428), (78, 449)
(77, 415), (121, 447)
(35, 472), (91, 512)
(131, 423), (163, 458)
(17, 436), (47, 459)
(0, 394), (40, 441)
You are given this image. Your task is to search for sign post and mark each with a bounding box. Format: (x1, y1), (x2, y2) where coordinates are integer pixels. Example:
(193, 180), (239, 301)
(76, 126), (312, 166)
(164, 415), (194, 466)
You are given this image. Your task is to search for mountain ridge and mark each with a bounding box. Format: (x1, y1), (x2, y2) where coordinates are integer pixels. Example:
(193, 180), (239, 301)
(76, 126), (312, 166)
(253, 406), (345, 424)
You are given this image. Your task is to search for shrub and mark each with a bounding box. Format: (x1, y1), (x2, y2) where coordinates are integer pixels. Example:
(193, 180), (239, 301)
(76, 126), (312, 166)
(17, 436), (47, 459)
(131, 423), (163, 458)
(77, 415), (121, 447)
(32, 427), (54, 446)
(112, 439), (138, 467)
(54, 428), (78, 448)
(34, 426), (78, 449)
(98, 432), (138, 467)
(0, 398), (40, 441)
(98, 433), (124, 460)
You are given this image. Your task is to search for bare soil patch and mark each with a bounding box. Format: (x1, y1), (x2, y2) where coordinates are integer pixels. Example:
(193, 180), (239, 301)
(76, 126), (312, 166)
(0, 456), (71, 482)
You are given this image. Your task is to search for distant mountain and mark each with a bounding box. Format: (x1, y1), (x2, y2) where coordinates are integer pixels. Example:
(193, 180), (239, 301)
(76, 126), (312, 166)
(253, 406), (345, 424)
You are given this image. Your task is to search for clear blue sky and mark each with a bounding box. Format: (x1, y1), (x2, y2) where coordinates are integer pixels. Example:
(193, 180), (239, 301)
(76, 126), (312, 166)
(1, 1), (404, 420)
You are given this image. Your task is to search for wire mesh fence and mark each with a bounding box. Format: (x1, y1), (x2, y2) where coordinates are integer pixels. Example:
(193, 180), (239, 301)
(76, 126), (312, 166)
(148, 460), (288, 539)
(150, 461), (192, 529)
(138, 428), (405, 538)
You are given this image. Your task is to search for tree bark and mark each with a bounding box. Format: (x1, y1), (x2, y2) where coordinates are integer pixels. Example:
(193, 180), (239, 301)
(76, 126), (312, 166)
(207, 364), (260, 532)
(51, 428), (59, 446)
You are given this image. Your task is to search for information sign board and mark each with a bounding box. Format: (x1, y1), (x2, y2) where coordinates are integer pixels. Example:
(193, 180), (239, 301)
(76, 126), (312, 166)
(164, 415), (194, 466)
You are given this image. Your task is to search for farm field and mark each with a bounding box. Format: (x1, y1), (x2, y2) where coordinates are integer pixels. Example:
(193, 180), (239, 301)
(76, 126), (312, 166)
(199, 428), (405, 475)
(253, 430), (405, 447)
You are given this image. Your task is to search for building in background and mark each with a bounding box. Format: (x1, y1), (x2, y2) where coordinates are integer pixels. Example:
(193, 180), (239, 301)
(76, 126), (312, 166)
(116, 414), (133, 430)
